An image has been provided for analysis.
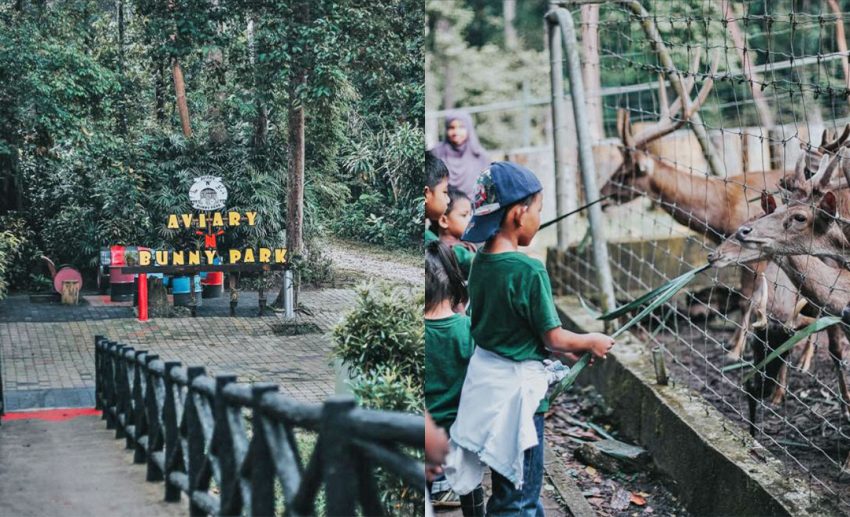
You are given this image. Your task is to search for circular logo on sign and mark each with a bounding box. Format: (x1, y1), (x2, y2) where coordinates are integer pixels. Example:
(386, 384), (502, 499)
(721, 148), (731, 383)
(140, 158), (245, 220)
(189, 176), (228, 211)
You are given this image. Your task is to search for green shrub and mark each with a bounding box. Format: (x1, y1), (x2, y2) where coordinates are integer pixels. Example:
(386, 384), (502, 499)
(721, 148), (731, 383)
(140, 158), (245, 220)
(332, 282), (423, 385)
(332, 282), (424, 516)
(0, 230), (22, 300)
(0, 214), (45, 291)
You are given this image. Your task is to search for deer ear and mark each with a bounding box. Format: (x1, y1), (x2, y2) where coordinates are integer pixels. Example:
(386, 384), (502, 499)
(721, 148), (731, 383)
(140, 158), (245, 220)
(820, 191), (837, 218)
(761, 192), (777, 215)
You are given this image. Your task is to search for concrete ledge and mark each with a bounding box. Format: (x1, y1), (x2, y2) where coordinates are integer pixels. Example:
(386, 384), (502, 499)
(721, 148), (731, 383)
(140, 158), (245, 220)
(554, 296), (834, 516)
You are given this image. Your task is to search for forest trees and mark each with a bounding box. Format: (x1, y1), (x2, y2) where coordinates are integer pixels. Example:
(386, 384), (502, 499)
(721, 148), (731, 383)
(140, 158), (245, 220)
(427, 0), (850, 151)
(0, 0), (423, 291)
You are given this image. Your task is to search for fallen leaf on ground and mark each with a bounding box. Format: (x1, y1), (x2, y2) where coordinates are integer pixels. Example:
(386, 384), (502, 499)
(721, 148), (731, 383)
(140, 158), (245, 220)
(585, 466), (598, 476)
(630, 493), (647, 506)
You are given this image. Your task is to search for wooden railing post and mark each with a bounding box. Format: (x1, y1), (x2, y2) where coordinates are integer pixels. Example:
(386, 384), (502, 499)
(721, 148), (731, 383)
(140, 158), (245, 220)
(114, 345), (131, 439)
(104, 341), (118, 429)
(321, 396), (359, 517)
(249, 383), (279, 517)
(185, 366), (207, 517)
(214, 374), (239, 515)
(144, 354), (161, 481)
(94, 335), (104, 410)
(162, 361), (183, 503)
(132, 350), (148, 462)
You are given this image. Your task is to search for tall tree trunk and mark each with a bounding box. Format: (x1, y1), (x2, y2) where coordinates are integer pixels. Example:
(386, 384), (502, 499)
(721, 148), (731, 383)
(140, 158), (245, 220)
(172, 59), (192, 138)
(580, 4), (603, 141)
(286, 77), (306, 257)
(168, 0), (191, 138)
(273, 72), (306, 309)
(503, 0), (517, 50)
(827, 0), (850, 110)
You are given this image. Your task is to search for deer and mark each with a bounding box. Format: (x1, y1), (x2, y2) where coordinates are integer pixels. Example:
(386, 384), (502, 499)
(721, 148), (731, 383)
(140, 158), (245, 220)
(597, 52), (837, 364)
(708, 164), (850, 426)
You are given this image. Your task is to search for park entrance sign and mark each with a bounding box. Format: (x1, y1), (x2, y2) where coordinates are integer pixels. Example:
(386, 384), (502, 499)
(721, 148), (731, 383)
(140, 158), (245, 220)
(120, 176), (289, 320)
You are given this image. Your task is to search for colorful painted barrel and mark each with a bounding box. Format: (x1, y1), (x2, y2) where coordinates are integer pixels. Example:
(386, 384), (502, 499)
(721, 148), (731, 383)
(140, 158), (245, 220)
(109, 245), (134, 302)
(201, 270), (224, 298)
(172, 276), (203, 307)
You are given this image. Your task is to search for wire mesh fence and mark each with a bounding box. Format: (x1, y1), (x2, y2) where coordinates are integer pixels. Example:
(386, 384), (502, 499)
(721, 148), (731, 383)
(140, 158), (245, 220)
(545, 1), (850, 511)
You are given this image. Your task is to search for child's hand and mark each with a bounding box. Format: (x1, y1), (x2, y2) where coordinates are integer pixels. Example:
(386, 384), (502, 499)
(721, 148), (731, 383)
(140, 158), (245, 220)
(551, 351), (581, 364)
(584, 332), (615, 359)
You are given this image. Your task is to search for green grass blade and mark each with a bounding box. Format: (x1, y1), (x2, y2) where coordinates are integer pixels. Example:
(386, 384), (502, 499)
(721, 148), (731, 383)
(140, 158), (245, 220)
(742, 316), (841, 383)
(578, 294), (603, 319)
(721, 361), (753, 373)
(600, 263), (710, 321)
(548, 353), (591, 404)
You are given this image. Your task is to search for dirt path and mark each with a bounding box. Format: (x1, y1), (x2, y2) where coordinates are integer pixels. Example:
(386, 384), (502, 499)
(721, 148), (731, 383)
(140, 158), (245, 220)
(322, 238), (422, 287)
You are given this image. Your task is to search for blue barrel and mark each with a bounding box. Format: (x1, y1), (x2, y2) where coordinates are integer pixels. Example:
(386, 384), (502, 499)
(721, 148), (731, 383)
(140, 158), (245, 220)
(172, 276), (202, 307)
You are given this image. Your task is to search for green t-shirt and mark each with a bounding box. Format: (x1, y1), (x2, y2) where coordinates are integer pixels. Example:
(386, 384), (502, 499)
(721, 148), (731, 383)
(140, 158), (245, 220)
(467, 251), (562, 412)
(425, 313), (475, 430)
(425, 227), (439, 244)
(452, 244), (475, 279)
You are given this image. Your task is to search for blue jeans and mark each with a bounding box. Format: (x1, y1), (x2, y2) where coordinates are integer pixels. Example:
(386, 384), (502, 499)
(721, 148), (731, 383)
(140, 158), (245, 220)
(487, 413), (545, 517)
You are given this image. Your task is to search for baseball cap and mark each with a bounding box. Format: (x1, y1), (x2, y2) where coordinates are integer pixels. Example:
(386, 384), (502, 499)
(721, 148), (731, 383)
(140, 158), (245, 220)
(462, 161), (543, 242)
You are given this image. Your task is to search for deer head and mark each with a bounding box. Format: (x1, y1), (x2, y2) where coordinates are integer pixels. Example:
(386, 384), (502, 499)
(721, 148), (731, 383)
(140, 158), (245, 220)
(600, 50), (719, 207)
(713, 154), (850, 264)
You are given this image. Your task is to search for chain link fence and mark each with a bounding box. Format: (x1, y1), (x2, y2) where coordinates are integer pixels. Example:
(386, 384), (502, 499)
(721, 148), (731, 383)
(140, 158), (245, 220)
(545, 1), (850, 511)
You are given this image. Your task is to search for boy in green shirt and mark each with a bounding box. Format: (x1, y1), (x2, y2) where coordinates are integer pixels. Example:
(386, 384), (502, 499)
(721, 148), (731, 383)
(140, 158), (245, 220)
(436, 188), (477, 278)
(425, 240), (484, 515)
(425, 151), (449, 245)
(450, 161), (615, 516)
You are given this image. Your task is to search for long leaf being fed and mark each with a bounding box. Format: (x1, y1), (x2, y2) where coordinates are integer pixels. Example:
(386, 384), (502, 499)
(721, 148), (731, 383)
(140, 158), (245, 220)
(742, 316), (841, 383)
(549, 264), (709, 404)
(599, 263), (711, 321)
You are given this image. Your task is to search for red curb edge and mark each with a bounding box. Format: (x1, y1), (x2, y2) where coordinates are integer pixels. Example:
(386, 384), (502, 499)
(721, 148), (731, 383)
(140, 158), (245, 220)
(1, 408), (101, 422)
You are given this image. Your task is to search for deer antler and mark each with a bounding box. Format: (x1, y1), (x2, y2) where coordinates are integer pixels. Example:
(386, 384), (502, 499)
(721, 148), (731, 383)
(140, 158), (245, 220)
(630, 49), (720, 149)
(822, 124), (850, 153)
(811, 152), (843, 189)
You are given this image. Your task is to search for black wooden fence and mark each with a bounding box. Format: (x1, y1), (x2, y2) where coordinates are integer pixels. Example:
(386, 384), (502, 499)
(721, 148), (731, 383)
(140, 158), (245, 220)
(94, 335), (424, 516)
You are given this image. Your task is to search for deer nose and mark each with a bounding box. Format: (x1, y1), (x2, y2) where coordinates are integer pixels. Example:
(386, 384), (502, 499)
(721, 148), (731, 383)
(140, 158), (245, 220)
(736, 226), (753, 241)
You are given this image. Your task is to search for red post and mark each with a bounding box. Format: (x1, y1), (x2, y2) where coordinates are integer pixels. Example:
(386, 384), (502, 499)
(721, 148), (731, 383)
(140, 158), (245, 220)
(138, 273), (148, 322)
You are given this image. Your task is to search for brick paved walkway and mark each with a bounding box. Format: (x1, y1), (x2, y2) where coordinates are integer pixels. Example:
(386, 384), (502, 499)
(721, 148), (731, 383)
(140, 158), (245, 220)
(0, 288), (358, 408)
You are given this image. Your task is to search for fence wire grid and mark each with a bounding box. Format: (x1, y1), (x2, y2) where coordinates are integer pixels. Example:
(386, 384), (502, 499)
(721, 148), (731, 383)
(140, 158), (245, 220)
(546, 1), (850, 512)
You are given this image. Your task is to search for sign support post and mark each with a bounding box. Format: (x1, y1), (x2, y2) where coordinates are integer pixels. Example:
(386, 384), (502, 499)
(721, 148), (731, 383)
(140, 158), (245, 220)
(138, 273), (148, 322)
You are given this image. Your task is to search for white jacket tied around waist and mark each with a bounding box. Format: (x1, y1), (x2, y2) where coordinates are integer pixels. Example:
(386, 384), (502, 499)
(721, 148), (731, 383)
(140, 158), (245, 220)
(444, 347), (568, 494)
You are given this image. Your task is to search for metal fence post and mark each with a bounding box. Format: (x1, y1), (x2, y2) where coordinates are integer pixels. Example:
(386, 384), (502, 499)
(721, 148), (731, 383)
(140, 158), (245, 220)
(547, 7), (618, 314)
(547, 15), (574, 249)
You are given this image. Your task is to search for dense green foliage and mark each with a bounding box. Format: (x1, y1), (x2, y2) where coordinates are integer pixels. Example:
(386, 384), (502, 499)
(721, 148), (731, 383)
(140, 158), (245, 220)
(0, 0), (424, 291)
(427, 0), (850, 149)
(331, 282), (424, 514)
(332, 283), (424, 413)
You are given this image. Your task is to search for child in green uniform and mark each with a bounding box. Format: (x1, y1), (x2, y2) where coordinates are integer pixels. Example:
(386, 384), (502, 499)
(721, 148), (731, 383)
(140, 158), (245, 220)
(447, 161), (615, 517)
(425, 151), (449, 245)
(425, 240), (484, 516)
(436, 188), (477, 278)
